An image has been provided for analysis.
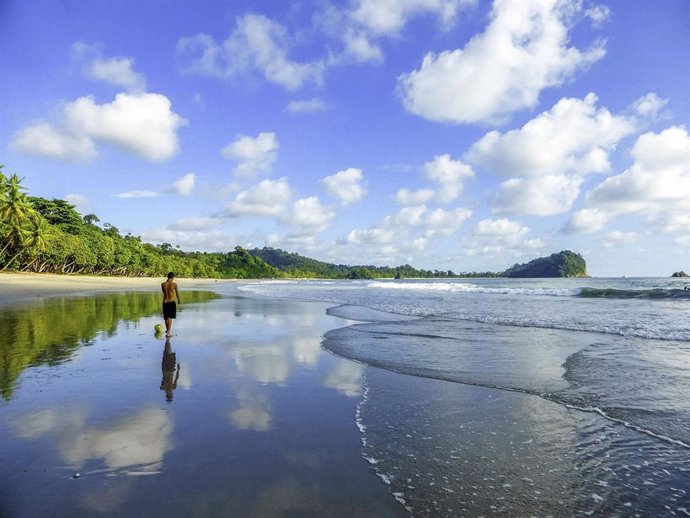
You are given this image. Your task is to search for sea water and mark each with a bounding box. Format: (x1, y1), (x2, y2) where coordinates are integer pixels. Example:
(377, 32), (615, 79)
(240, 278), (690, 516)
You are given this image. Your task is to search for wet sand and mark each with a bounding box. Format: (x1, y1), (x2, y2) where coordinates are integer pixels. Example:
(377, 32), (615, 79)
(0, 279), (405, 517)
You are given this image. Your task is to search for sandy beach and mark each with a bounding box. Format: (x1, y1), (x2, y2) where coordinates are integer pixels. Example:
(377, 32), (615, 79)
(0, 273), (229, 309)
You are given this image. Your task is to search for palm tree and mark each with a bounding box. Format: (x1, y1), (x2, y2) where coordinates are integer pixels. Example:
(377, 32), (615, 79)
(0, 173), (36, 268)
(0, 166), (8, 251)
(0, 165), (7, 193)
(19, 214), (52, 272)
(0, 174), (32, 225)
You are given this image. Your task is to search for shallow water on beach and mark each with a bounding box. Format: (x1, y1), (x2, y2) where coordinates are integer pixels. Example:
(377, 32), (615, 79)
(242, 278), (690, 516)
(0, 289), (403, 518)
(2, 279), (689, 517)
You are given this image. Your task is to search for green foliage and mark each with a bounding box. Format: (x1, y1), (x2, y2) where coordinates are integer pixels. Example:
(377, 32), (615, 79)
(0, 170), (588, 280)
(0, 174), (281, 278)
(248, 248), (506, 279)
(29, 197), (84, 234)
(248, 247), (350, 277)
(503, 250), (588, 278)
(248, 247), (497, 279)
(221, 246), (282, 279)
(345, 266), (375, 279)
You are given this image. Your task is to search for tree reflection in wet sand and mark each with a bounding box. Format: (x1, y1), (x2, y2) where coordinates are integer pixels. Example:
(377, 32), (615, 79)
(0, 291), (219, 400)
(0, 292), (403, 518)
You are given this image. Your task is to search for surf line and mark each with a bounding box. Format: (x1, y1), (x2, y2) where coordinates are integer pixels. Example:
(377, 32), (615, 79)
(561, 403), (690, 450)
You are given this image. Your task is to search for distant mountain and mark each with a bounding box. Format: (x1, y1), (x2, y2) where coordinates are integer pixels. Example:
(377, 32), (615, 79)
(250, 247), (588, 279)
(248, 247), (350, 278)
(247, 247), (497, 279)
(503, 250), (588, 278)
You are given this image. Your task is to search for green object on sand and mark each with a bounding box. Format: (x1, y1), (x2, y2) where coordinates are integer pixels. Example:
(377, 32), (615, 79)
(154, 323), (163, 332)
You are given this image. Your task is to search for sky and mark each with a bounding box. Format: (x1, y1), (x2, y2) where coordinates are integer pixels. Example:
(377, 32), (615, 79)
(1, 0), (688, 277)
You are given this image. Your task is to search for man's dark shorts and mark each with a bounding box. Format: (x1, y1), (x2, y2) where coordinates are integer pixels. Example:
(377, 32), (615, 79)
(163, 301), (177, 320)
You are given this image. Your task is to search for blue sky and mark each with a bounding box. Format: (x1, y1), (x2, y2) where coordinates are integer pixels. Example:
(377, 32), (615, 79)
(1, 0), (688, 276)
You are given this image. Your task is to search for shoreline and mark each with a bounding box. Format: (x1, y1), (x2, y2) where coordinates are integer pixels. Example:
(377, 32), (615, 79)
(0, 272), (234, 309)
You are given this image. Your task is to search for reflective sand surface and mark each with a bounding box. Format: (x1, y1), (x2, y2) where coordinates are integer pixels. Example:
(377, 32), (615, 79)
(0, 292), (403, 517)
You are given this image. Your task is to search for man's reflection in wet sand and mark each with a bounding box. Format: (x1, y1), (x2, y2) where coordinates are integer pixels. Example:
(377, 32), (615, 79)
(160, 338), (180, 402)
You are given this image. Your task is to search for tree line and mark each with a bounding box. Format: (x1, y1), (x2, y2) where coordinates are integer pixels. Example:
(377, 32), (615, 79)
(0, 166), (281, 278)
(0, 166), (492, 279)
(247, 247), (501, 279)
(1, 166), (583, 279)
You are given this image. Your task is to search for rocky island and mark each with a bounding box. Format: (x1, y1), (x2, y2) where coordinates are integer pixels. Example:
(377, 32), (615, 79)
(503, 250), (588, 278)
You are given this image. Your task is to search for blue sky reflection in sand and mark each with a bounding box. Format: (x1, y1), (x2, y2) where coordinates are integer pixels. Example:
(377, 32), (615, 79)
(0, 293), (404, 517)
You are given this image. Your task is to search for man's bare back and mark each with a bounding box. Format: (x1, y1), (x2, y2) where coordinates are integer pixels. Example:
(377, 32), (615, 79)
(161, 279), (179, 303)
(161, 272), (180, 336)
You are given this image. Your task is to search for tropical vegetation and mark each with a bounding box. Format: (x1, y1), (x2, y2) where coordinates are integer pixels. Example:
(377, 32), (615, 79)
(0, 166), (280, 278)
(503, 250), (588, 278)
(1, 166), (587, 279)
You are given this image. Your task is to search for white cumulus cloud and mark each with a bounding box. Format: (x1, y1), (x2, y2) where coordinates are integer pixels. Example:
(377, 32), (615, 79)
(351, 0), (473, 37)
(563, 207), (610, 234)
(632, 93), (669, 119)
(395, 187), (436, 205)
(566, 126), (690, 234)
(286, 197), (336, 232)
(475, 218), (529, 238)
(13, 122), (97, 162)
(321, 168), (367, 205)
(424, 154), (474, 203)
(346, 227), (395, 246)
(177, 14), (325, 91)
(114, 190), (158, 198)
(604, 231), (637, 247)
(467, 93), (638, 215)
(88, 57), (147, 92)
(222, 132), (278, 177)
(423, 207), (473, 236)
(469, 217), (544, 255)
(468, 94), (635, 178)
(347, 205), (472, 246)
(320, 0), (474, 65)
(341, 29), (384, 64)
(286, 97), (329, 113)
(494, 175), (584, 216)
(223, 177), (292, 218)
(72, 42), (147, 92)
(397, 0), (606, 124)
(171, 173), (195, 196)
(13, 93), (186, 162)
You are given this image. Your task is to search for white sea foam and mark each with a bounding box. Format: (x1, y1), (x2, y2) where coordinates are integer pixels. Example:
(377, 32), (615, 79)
(563, 404), (690, 450)
(378, 473), (392, 485)
(366, 281), (577, 297)
(444, 313), (690, 342)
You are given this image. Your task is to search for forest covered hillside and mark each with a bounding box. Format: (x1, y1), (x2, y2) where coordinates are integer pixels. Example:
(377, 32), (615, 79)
(503, 250), (588, 278)
(2, 168), (586, 279)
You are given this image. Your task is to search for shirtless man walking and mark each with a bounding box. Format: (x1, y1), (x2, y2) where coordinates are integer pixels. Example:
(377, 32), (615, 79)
(161, 272), (181, 337)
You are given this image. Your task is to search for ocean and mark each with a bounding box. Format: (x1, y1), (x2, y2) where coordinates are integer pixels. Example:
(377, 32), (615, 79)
(240, 277), (690, 516)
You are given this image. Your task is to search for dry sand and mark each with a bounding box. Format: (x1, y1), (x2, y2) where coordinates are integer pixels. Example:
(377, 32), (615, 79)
(0, 273), (226, 309)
